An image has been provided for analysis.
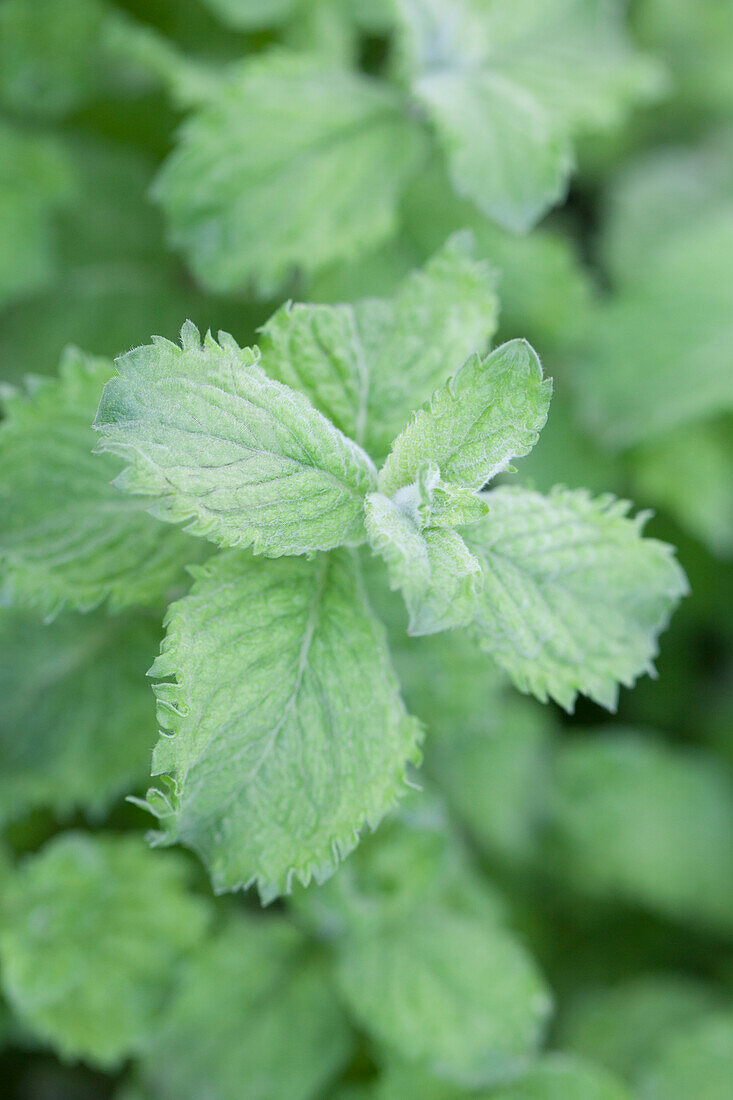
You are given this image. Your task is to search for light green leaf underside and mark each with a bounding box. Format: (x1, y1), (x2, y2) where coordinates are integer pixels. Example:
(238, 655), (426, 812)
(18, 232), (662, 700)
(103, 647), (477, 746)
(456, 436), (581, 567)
(0, 833), (210, 1069)
(364, 493), (481, 635)
(94, 322), (376, 557)
(397, 0), (662, 231)
(0, 347), (202, 616)
(636, 1012), (733, 1100)
(154, 51), (427, 294)
(379, 339), (551, 497)
(0, 123), (72, 309)
(337, 905), (552, 1086)
(260, 235), (499, 457)
(464, 487), (688, 711)
(137, 914), (352, 1100)
(0, 609), (159, 826)
(575, 134), (733, 447)
(545, 731), (733, 934)
(145, 549), (421, 900)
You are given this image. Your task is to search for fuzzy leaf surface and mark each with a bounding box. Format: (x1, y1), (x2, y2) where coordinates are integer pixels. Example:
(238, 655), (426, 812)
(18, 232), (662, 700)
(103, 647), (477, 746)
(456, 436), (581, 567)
(145, 549), (421, 899)
(260, 236), (498, 457)
(0, 834), (210, 1068)
(379, 339), (551, 497)
(94, 323), (376, 557)
(465, 487), (688, 711)
(0, 347), (200, 616)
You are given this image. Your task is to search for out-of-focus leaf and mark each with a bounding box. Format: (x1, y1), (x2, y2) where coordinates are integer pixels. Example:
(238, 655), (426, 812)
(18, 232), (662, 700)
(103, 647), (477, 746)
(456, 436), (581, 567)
(0, 609), (159, 825)
(544, 731), (733, 934)
(137, 914), (352, 1100)
(0, 833), (210, 1068)
(636, 1012), (733, 1100)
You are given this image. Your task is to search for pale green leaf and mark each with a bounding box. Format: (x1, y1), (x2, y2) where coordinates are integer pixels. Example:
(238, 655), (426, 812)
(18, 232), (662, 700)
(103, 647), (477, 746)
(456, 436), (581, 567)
(137, 914), (352, 1100)
(364, 492), (481, 635)
(259, 235), (499, 455)
(337, 904), (552, 1086)
(143, 549), (421, 899)
(379, 340), (551, 498)
(154, 51), (427, 294)
(0, 347), (202, 616)
(94, 322), (376, 557)
(544, 732), (733, 934)
(637, 1012), (733, 1100)
(490, 1053), (632, 1100)
(201, 0), (299, 28)
(464, 487), (688, 711)
(0, 609), (159, 826)
(0, 833), (210, 1068)
(396, 0), (661, 231)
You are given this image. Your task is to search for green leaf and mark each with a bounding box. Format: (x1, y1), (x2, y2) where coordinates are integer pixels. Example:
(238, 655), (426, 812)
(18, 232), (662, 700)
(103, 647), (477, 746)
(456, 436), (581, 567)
(464, 487), (688, 711)
(544, 731), (733, 934)
(379, 340), (551, 499)
(259, 235), (499, 456)
(337, 904), (552, 1086)
(395, 0), (662, 231)
(143, 549), (421, 899)
(557, 974), (723, 1082)
(94, 322), (376, 557)
(364, 492), (481, 635)
(0, 833), (210, 1068)
(489, 1053), (632, 1100)
(636, 1012), (733, 1100)
(0, 347), (201, 616)
(634, 416), (733, 559)
(574, 135), (733, 448)
(154, 51), (427, 294)
(137, 914), (352, 1100)
(0, 609), (159, 826)
(0, 124), (72, 309)
(201, 0), (299, 28)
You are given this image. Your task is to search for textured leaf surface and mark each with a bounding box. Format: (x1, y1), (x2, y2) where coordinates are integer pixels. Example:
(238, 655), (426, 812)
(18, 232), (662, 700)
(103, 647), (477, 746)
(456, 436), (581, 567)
(260, 236), (498, 456)
(145, 549), (421, 899)
(574, 135), (733, 447)
(137, 914), (352, 1100)
(0, 609), (159, 825)
(0, 347), (201, 616)
(154, 52), (427, 294)
(465, 487), (688, 711)
(379, 339), (551, 497)
(364, 492), (481, 635)
(396, 0), (661, 231)
(94, 323), (376, 557)
(337, 904), (551, 1086)
(0, 834), (210, 1068)
(545, 731), (733, 933)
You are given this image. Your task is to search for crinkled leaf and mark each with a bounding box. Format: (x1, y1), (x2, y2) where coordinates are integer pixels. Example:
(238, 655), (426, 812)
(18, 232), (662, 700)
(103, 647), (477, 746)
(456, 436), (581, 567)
(544, 731), (733, 934)
(337, 904), (552, 1086)
(396, 0), (662, 231)
(94, 322), (376, 557)
(464, 487), (688, 711)
(379, 340), (551, 497)
(0, 347), (201, 616)
(259, 235), (498, 456)
(0, 609), (159, 825)
(0, 833), (210, 1068)
(137, 914), (352, 1100)
(364, 492), (481, 635)
(154, 51), (427, 294)
(144, 549), (421, 899)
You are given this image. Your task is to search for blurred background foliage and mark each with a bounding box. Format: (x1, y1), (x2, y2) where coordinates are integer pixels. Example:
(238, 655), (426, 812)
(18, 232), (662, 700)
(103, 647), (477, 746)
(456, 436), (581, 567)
(0, 0), (732, 1097)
